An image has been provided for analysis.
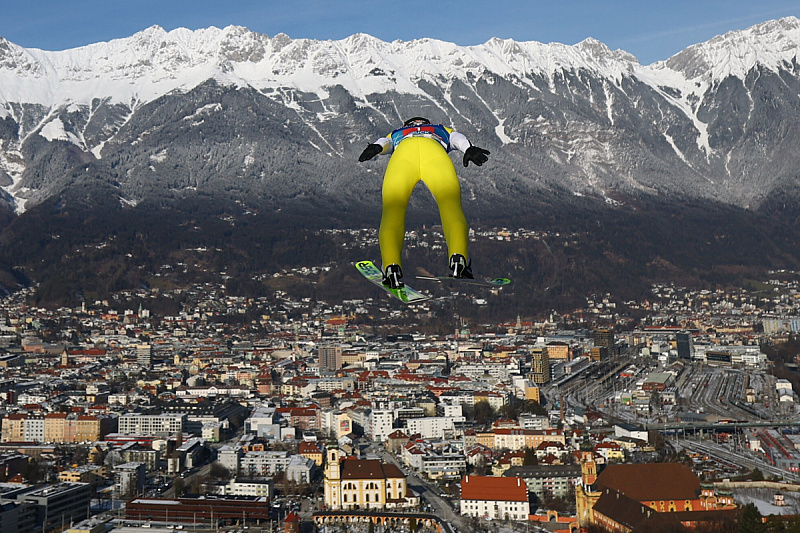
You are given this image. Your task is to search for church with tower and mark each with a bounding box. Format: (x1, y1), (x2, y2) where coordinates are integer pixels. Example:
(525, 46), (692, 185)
(576, 452), (739, 531)
(323, 447), (416, 510)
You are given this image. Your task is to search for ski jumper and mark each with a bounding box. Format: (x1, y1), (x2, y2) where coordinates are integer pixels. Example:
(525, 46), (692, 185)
(371, 124), (473, 269)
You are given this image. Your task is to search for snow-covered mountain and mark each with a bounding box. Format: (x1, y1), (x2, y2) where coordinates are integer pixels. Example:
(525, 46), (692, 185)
(2, 17), (800, 215)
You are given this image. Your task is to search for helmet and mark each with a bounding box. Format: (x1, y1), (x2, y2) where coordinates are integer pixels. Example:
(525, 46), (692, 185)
(403, 117), (431, 127)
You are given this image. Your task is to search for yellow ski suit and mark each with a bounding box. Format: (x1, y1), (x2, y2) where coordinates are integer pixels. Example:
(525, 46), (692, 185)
(369, 124), (474, 270)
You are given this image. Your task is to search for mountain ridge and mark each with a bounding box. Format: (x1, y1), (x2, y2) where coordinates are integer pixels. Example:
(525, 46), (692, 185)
(0, 18), (799, 214)
(1, 19), (800, 307)
(2, 17), (798, 104)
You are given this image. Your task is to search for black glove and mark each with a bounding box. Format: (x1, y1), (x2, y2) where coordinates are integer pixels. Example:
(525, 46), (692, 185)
(463, 146), (490, 167)
(358, 144), (383, 162)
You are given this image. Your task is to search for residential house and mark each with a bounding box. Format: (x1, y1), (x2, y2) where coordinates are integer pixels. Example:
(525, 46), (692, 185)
(460, 475), (530, 521)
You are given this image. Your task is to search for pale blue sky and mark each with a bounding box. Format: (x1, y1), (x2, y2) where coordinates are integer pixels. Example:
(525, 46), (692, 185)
(1, 1), (798, 65)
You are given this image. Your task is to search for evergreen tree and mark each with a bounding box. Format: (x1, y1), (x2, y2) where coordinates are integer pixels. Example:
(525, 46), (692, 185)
(737, 503), (766, 533)
(523, 447), (538, 466)
(173, 477), (185, 498)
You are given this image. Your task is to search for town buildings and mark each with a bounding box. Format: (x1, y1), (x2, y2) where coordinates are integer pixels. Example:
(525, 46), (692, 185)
(0, 412), (111, 443)
(0, 262), (797, 531)
(460, 475), (531, 520)
(503, 464), (581, 499)
(323, 448), (412, 510)
(0, 498), (36, 533)
(575, 452), (739, 530)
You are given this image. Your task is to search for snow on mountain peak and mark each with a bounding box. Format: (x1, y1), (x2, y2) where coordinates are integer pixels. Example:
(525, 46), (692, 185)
(663, 16), (800, 82)
(0, 17), (798, 112)
(0, 37), (42, 77)
(342, 33), (385, 51)
(575, 37), (638, 66)
(0, 25), (269, 107)
(0, 24), (647, 111)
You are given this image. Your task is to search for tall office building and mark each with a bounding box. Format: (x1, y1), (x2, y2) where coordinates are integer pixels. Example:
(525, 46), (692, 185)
(318, 346), (343, 372)
(136, 344), (152, 368)
(592, 328), (615, 350)
(676, 332), (694, 360)
(529, 347), (551, 385)
(368, 410), (395, 442)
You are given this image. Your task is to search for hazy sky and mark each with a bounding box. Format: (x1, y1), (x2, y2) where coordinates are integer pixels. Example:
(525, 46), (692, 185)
(1, 1), (798, 64)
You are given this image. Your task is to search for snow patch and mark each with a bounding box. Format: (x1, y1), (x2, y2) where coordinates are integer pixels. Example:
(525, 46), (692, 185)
(90, 143), (105, 159)
(494, 119), (514, 144)
(635, 65), (712, 157)
(150, 149), (168, 163)
(603, 81), (615, 126)
(736, 493), (800, 517)
(13, 197), (27, 213)
(184, 102), (221, 121)
(663, 132), (690, 166)
(40, 118), (78, 144)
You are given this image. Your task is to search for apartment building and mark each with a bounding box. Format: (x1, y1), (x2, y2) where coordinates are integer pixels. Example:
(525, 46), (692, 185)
(1, 413), (110, 444)
(118, 413), (186, 437)
(460, 475), (530, 520)
(240, 451), (292, 477)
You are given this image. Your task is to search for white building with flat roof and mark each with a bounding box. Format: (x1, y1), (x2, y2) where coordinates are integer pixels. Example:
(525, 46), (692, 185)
(240, 450), (291, 477)
(118, 413), (185, 437)
(368, 410), (394, 442)
(405, 417), (465, 440)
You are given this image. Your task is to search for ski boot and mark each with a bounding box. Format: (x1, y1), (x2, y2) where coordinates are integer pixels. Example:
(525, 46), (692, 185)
(449, 253), (474, 279)
(382, 263), (404, 289)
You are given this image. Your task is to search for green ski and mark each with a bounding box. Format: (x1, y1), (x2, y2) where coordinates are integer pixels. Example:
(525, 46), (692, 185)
(416, 275), (511, 288)
(355, 260), (429, 304)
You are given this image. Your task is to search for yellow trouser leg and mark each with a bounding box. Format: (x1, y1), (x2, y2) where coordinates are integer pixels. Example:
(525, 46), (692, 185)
(418, 141), (469, 262)
(379, 137), (470, 269)
(379, 144), (419, 269)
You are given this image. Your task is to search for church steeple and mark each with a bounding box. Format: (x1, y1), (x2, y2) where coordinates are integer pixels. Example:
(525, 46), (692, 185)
(323, 447), (344, 509)
(575, 451), (602, 528)
(580, 451), (598, 488)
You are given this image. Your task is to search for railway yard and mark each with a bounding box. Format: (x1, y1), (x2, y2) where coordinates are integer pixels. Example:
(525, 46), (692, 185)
(542, 353), (800, 482)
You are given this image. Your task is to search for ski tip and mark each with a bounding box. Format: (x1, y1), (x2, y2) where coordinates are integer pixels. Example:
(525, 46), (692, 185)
(354, 260), (375, 269)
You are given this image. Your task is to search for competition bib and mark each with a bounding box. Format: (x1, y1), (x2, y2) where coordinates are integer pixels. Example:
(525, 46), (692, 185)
(390, 124), (451, 150)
